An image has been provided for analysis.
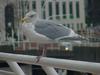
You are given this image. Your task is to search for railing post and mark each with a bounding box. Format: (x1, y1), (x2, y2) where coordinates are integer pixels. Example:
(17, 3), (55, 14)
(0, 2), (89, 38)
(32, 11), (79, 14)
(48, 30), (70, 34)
(7, 61), (25, 75)
(42, 66), (58, 75)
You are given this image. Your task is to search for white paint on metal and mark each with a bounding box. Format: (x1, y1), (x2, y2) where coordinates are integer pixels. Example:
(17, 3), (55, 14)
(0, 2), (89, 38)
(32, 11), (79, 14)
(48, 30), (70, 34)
(7, 61), (25, 75)
(0, 70), (15, 75)
(0, 52), (100, 74)
(42, 66), (58, 75)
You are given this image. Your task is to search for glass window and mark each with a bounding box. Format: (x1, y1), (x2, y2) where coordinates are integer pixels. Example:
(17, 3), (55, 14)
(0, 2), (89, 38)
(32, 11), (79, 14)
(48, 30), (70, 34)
(62, 1), (67, 19)
(41, 0), (45, 19)
(48, 2), (53, 19)
(76, 1), (80, 18)
(71, 23), (74, 29)
(19, 1), (21, 9)
(25, 1), (29, 12)
(21, 1), (26, 17)
(55, 2), (59, 15)
(32, 1), (36, 10)
(77, 23), (80, 30)
(69, 1), (74, 19)
(80, 23), (83, 29)
(55, 2), (60, 19)
(43, 10), (46, 19)
(41, 0), (45, 7)
(19, 1), (30, 17)
(67, 24), (70, 28)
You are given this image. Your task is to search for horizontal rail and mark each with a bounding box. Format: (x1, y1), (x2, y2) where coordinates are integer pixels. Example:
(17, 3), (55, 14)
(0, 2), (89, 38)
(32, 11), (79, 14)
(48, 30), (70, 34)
(0, 70), (15, 75)
(0, 52), (100, 74)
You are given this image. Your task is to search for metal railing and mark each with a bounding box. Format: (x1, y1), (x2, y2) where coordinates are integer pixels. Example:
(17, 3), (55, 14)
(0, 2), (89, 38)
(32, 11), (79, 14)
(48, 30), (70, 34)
(0, 52), (100, 75)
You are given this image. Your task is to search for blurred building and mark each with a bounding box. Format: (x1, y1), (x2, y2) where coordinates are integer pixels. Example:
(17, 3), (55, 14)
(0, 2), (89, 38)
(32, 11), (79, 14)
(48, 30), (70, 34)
(0, 0), (86, 42)
(85, 0), (100, 27)
(0, 1), (99, 75)
(20, 0), (86, 31)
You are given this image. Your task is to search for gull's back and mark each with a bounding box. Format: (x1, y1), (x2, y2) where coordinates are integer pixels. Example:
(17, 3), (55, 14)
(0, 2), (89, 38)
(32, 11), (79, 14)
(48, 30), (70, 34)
(35, 20), (71, 40)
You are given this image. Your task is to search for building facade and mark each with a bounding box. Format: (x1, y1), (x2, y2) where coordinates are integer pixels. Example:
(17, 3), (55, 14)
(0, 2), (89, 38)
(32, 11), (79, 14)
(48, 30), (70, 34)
(18, 0), (86, 31)
(0, 0), (86, 41)
(85, 0), (100, 27)
(0, 0), (18, 41)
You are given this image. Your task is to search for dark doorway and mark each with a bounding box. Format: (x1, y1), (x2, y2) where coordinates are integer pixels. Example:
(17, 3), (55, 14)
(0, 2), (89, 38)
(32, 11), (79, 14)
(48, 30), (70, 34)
(5, 4), (14, 39)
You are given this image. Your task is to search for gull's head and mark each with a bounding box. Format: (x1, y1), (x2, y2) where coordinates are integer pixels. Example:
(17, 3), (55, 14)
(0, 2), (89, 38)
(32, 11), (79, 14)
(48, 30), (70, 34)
(21, 11), (38, 23)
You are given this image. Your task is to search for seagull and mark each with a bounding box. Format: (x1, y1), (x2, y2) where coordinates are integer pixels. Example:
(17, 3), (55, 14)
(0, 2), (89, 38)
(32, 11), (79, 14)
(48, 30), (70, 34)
(21, 11), (86, 58)
(21, 11), (85, 44)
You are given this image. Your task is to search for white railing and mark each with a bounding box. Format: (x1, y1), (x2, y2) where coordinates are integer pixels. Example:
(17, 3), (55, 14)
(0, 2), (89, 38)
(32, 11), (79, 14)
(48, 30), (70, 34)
(0, 52), (100, 75)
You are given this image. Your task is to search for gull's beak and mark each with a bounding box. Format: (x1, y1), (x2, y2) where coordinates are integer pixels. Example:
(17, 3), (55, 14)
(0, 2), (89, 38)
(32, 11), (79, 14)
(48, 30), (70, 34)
(21, 17), (28, 23)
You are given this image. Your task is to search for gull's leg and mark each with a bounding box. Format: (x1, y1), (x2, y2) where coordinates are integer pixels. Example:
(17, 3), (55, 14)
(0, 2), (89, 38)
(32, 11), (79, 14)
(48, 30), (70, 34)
(34, 45), (47, 63)
(42, 46), (47, 57)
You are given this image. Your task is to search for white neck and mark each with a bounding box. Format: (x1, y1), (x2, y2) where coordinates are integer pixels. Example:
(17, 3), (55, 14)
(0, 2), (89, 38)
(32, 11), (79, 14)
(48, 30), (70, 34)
(31, 16), (39, 24)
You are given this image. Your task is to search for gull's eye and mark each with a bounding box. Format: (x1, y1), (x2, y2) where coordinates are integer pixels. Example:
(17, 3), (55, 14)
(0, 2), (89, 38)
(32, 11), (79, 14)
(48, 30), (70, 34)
(29, 15), (34, 18)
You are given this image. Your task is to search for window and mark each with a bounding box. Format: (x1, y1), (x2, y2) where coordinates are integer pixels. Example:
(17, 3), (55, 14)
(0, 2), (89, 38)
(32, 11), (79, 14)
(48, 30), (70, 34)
(71, 23), (74, 29)
(69, 1), (73, 19)
(80, 23), (83, 29)
(55, 2), (60, 19)
(67, 24), (70, 28)
(76, 1), (80, 18)
(41, 0), (45, 7)
(55, 2), (59, 15)
(20, 1), (25, 17)
(62, 1), (67, 19)
(43, 11), (46, 19)
(77, 23), (80, 30)
(41, 0), (46, 19)
(32, 1), (36, 10)
(5, 4), (14, 37)
(19, 1), (22, 9)
(25, 1), (29, 12)
(20, 1), (29, 17)
(48, 2), (53, 19)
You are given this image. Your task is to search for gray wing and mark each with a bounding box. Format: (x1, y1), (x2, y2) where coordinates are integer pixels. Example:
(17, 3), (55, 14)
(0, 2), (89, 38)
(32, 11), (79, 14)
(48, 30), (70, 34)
(35, 20), (71, 40)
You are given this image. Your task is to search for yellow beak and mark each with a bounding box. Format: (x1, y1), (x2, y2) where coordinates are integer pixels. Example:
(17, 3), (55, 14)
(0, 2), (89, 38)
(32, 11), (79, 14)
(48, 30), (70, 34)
(21, 17), (28, 23)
